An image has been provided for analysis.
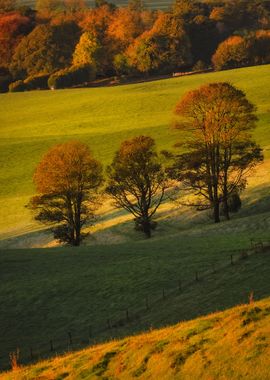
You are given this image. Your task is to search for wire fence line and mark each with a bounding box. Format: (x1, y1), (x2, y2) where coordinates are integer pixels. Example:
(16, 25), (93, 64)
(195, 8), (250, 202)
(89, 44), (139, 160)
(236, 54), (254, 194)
(2, 238), (269, 371)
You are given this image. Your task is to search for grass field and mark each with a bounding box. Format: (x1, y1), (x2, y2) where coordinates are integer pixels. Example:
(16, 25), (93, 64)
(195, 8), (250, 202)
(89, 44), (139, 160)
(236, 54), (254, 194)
(1, 64), (270, 237)
(1, 297), (270, 379)
(19, 0), (174, 10)
(0, 214), (270, 369)
(0, 65), (270, 373)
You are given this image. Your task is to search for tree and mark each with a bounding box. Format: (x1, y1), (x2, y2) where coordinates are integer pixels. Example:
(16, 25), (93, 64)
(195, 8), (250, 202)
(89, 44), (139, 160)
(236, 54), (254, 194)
(107, 7), (144, 50)
(0, 11), (33, 68)
(170, 82), (263, 223)
(73, 31), (106, 74)
(126, 12), (192, 74)
(30, 141), (103, 246)
(212, 35), (250, 71)
(0, 0), (16, 12)
(106, 136), (169, 238)
(36, 0), (64, 17)
(63, 0), (87, 14)
(10, 22), (80, 78)
(128, 0), (144, 12)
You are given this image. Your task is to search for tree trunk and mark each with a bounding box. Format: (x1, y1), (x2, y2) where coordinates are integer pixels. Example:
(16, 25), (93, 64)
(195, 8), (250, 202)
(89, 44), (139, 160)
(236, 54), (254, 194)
(142, 219), (151, 238)
(222, 198), (230, 221)
(213, 200), (220, 223)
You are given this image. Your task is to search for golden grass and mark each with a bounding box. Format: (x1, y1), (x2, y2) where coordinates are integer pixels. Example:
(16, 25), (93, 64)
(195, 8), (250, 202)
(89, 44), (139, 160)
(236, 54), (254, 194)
(2, 297), (270, 379)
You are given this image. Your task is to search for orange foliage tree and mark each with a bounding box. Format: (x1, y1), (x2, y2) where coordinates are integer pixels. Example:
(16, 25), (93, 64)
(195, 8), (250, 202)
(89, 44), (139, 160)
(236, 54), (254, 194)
(169, 83), (263, 222)
(0, 12), (32, 68)
(30, 141), (103, 246)
(212, 35), (250, 70)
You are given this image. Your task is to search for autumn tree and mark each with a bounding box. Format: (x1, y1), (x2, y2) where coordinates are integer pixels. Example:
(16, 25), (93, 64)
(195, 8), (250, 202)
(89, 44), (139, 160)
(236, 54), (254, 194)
(36, 0), (65, 18)
(128, 0), (144, 12)
(107, 6), (144, 51)
(169, 82), (263, 223)
(73, 31), (106, 74)
(209, 0), (270, 33)
(0, 0), (16, 12)
(78, 4), (115, 74)
(0, 12), (33, 68)
(212, 35), (250, 70)
(106, 136), (169, 238)
(30, 141), (103, 246)
(10, 22), (80, 78)
(126, 12), (192, 74)
(63, 0), (87, 14)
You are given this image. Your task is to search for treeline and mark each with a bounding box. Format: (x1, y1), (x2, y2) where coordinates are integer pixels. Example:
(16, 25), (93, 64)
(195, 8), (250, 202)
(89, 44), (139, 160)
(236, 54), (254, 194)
(0, 0), (270, 92)
(30, 83), (263, 245)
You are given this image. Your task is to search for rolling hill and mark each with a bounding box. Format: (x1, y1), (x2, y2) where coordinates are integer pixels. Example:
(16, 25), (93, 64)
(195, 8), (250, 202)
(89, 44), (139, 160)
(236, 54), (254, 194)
(1, 64), (270, 239)
(1, 297), (270, 379)
(0, 65), (270, 373)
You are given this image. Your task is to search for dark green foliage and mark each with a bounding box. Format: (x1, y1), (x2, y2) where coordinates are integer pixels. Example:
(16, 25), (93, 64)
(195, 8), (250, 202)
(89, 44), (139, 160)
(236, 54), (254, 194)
(221, 192), (242, 215)
(106, 136), (169, 238)
(10, 22), (81, 78)
(24, 73), (50, 90)
(48, 64), (96, 89)
(0, 67), (12, 93)
(8, 79), (26, 92)
(192, 60), (208, 71)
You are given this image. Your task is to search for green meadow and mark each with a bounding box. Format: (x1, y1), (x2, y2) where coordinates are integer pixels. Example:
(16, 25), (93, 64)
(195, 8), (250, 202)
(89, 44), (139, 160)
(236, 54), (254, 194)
(1, 64), (270, 237)
(0, 229), (270, 369)
(0, 65), (270, 371)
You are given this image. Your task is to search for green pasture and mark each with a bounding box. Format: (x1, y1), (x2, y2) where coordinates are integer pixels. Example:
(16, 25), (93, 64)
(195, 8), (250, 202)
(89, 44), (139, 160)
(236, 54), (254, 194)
(1, 64), (270, 236)
(0, 224), (270, 369)
(0, 65), (270, 370)
(20, 0), (174, 10)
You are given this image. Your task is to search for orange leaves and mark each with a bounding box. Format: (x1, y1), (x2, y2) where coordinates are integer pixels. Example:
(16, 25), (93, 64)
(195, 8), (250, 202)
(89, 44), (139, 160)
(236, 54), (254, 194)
(34, 141), (102, 195)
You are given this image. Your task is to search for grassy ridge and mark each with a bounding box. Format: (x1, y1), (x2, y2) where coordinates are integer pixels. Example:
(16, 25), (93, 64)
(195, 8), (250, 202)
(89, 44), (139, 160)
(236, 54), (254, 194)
(1, 297), (270, 379)
(1, 65), (270, 236)
(0, 226), (270, 369)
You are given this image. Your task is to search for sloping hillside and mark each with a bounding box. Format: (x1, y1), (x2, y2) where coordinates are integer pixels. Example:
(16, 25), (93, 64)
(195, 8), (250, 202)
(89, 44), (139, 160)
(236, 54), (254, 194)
(2, 297), (270, 379)
(1, 64), (270, 238)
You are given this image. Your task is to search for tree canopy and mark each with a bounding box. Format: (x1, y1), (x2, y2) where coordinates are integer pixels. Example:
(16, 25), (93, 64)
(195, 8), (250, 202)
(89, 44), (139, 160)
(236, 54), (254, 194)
(106, 136), (169, 237)
(30, 141), (103, 246)
(169, 82), (263, 222)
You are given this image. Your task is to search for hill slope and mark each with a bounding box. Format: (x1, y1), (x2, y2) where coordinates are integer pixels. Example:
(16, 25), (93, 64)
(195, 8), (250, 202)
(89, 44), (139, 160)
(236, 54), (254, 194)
(2, 297), (270, 379)
(1, 64), (270, 237)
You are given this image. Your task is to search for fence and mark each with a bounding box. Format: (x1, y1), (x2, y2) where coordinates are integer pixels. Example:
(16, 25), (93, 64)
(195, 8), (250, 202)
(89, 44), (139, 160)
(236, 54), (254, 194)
(2, 238), (269, 371)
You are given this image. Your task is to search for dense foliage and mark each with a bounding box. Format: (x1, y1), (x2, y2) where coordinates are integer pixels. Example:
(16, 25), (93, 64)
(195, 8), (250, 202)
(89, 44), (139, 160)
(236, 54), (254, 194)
(169, 82), (263, 223)
(0, 0), (269, 90)
(30, 141), (103, 246)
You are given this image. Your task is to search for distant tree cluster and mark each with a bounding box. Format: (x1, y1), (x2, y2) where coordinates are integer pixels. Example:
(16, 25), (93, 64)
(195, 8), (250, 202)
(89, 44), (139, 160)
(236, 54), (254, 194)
(30, 83), (263, 245)
(0, 0), (270, 92)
